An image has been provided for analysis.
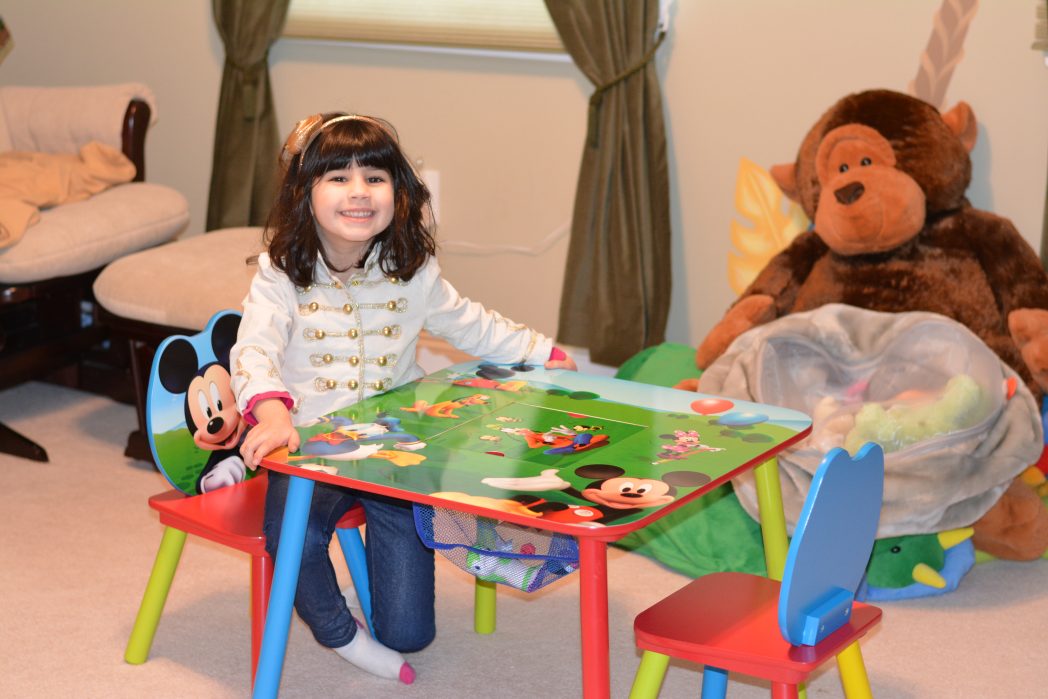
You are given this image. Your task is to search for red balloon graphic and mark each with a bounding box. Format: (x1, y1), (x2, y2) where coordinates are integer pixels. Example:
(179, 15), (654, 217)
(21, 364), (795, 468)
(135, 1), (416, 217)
(690, 398), (733, 415)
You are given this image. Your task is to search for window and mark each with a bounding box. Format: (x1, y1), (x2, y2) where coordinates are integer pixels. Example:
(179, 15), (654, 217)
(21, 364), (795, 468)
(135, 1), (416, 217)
(284, 0), (563, 54)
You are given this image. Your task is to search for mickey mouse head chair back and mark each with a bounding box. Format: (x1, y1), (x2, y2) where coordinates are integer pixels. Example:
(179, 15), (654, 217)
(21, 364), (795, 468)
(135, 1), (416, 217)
(147, 311), (250, 495)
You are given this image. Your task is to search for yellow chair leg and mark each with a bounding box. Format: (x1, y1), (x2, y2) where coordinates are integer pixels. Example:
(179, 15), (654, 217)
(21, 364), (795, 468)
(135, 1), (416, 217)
(629, 650), (670, 698)
(754, 456), (789, 581)
(836, 641), (873, 699)
(473, 578), (496, 634)
(125, 527), (188, 664)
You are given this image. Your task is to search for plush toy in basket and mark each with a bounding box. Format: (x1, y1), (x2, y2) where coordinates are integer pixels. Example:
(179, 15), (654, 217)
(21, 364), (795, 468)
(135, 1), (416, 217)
(689, 89), (1048, 562)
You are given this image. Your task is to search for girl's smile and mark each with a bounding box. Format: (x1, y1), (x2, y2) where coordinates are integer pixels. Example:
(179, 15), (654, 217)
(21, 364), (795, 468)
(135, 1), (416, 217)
(312, 162), (395, 269)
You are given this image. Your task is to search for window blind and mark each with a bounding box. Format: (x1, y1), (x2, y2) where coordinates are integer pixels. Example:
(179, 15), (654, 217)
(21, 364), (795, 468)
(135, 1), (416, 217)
(284, 0), (563, 53)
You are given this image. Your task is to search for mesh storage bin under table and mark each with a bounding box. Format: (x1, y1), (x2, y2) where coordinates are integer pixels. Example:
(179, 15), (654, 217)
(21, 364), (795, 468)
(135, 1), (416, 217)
(414, 504), (579, 593)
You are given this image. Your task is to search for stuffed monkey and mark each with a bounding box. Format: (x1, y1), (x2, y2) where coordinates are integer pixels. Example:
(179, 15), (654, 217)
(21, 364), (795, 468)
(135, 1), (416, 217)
(692, 89), (1048, 560)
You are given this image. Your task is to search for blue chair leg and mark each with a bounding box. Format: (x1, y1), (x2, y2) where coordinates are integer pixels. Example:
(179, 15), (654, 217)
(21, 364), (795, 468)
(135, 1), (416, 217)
(701, 666), (729, 698)
(335, 526), (374, 636)
(252, 475), (315, 699)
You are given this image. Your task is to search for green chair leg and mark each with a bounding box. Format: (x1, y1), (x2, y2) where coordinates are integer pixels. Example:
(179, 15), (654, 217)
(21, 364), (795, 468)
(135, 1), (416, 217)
(629, 650), (670, 698)
(473, 578), (497, 634)
(125, 527), (187, 664)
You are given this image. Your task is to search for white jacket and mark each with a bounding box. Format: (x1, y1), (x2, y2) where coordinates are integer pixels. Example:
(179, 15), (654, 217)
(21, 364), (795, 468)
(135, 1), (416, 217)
(231, 249), (552, 425)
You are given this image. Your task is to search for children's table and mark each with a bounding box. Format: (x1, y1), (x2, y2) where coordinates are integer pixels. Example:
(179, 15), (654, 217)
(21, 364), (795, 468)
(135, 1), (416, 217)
(251, 361), (812, 699)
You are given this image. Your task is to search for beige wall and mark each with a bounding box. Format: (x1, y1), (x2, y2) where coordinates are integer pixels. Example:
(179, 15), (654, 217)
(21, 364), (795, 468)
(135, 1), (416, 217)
(3, 0), (1046, 364)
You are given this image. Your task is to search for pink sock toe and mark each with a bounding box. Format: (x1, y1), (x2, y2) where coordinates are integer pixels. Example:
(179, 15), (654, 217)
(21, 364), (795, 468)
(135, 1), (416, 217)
(399, 662), (416, 685)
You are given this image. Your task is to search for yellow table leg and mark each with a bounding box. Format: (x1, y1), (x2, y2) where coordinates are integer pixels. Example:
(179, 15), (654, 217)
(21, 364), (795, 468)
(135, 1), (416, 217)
(474, 578), (496, 634)
(754, 457), (807, 698)
(753, 456), (789, 581)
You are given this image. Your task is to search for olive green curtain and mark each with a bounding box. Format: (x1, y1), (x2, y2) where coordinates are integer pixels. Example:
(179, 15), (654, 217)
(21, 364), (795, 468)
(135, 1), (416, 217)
(206, 0), (290, 230)
(1042, 167), (1048, 271)
(1038, 1), (1048, 270)
(544, 0), (670, 366)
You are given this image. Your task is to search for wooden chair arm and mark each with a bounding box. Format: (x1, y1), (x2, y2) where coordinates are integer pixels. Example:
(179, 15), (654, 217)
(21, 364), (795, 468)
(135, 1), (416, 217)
(122, 99), (150, 182)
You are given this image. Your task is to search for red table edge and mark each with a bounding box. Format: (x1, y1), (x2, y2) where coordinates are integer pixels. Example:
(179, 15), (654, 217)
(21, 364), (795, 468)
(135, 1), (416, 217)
(260, 423), (812, 543)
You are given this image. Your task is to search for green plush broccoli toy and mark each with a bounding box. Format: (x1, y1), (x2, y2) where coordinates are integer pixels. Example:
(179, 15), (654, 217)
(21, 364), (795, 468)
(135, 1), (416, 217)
(844, 375), (987, 454)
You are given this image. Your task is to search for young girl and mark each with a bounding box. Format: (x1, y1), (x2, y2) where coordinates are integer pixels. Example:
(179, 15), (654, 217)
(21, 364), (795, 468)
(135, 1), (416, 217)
(230, 112), (575, 684)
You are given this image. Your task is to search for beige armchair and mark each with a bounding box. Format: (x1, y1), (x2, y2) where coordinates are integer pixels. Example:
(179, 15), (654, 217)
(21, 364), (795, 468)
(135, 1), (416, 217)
(0, 83), (189, 461)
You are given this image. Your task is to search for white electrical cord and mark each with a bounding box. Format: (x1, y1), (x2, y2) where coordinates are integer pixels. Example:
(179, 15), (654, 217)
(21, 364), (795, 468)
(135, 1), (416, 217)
(433, 1), (673, 258)
(439, 220), (570, 257)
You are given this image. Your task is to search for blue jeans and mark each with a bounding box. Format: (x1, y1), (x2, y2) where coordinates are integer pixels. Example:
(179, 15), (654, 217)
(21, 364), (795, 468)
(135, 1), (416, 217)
(263, 471), (436, 652)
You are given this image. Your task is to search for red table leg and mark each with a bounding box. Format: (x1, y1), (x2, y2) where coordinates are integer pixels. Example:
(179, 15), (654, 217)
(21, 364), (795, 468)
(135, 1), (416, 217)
(578, 537), (610, 699)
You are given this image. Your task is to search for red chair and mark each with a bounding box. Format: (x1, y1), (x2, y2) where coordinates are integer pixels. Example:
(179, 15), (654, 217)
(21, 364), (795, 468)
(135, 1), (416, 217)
(630, 444), (885, 699)
(124, 471), (369, 680)
(124, 312), (372, 681)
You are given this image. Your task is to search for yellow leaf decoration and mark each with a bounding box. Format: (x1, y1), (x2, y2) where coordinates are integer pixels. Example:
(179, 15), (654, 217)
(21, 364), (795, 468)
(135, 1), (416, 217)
(727, 157), (809, 295)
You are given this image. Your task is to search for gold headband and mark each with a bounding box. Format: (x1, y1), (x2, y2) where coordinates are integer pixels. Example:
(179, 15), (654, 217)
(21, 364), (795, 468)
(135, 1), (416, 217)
(279, 114), (396, 169)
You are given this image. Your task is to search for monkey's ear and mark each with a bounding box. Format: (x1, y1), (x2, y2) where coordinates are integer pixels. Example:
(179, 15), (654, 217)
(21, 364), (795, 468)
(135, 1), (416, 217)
(770, 162), (799, 201)
(941, 101), (977, 153)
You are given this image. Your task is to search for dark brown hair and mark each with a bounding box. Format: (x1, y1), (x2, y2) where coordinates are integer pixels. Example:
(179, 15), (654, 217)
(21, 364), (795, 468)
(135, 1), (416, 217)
(264, 113), (436, 287)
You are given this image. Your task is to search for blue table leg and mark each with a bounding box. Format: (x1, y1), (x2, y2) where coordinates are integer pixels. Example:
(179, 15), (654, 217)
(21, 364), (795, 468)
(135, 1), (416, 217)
(252, 474), (315, 699)
(335, 526), (374, 636)
(701, 666), (729, 698)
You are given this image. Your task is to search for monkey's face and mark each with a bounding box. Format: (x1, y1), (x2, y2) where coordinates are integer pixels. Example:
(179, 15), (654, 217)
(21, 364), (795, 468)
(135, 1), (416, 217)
(813, 124), (926, 256)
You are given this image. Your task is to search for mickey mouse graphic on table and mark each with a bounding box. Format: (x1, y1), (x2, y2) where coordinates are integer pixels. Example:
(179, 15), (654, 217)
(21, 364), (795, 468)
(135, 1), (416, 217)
(482, 464), (711, 526)
(496, 424), (609, 456)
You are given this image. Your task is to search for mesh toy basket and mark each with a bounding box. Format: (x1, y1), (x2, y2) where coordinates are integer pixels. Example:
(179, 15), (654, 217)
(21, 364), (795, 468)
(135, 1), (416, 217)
(413, 504), (579, 593)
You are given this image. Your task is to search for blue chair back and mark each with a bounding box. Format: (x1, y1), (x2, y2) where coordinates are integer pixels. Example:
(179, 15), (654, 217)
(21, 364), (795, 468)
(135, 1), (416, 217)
(145, 310), (252, 494)
(778, 443), (884, 646)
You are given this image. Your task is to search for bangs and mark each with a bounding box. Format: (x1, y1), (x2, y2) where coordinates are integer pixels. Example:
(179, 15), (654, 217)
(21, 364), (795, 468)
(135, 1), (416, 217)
(303, 118), (402, 178)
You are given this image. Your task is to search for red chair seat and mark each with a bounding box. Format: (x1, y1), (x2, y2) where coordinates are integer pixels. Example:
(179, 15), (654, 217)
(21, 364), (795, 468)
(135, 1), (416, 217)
(634, 571), (881, 686)
(149, 470), (367, 552)
(149, 472), (270, 554)
(132, 469), (370, 681)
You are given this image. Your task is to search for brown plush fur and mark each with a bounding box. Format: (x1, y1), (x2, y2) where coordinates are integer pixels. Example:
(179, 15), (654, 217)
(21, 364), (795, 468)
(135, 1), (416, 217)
(692, 89), (1048, 560)
(972, 479), (1048, 561)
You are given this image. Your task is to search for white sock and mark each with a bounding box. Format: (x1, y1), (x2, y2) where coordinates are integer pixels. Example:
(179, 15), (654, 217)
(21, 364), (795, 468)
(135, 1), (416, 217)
(333, 624), (415, 684)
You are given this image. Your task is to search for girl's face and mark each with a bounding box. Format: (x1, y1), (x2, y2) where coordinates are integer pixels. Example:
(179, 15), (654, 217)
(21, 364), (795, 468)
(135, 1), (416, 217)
(311, 162), (395, 268)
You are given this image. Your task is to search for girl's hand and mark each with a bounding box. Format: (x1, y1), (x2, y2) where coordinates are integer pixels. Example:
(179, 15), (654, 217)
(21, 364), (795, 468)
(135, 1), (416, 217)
(544, 346), (577, 371)
(240, 398), (300, 470)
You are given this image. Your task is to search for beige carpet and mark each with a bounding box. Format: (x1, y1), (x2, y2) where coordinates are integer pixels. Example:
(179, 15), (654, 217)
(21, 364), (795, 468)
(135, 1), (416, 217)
(1, 380), (1046, 698)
